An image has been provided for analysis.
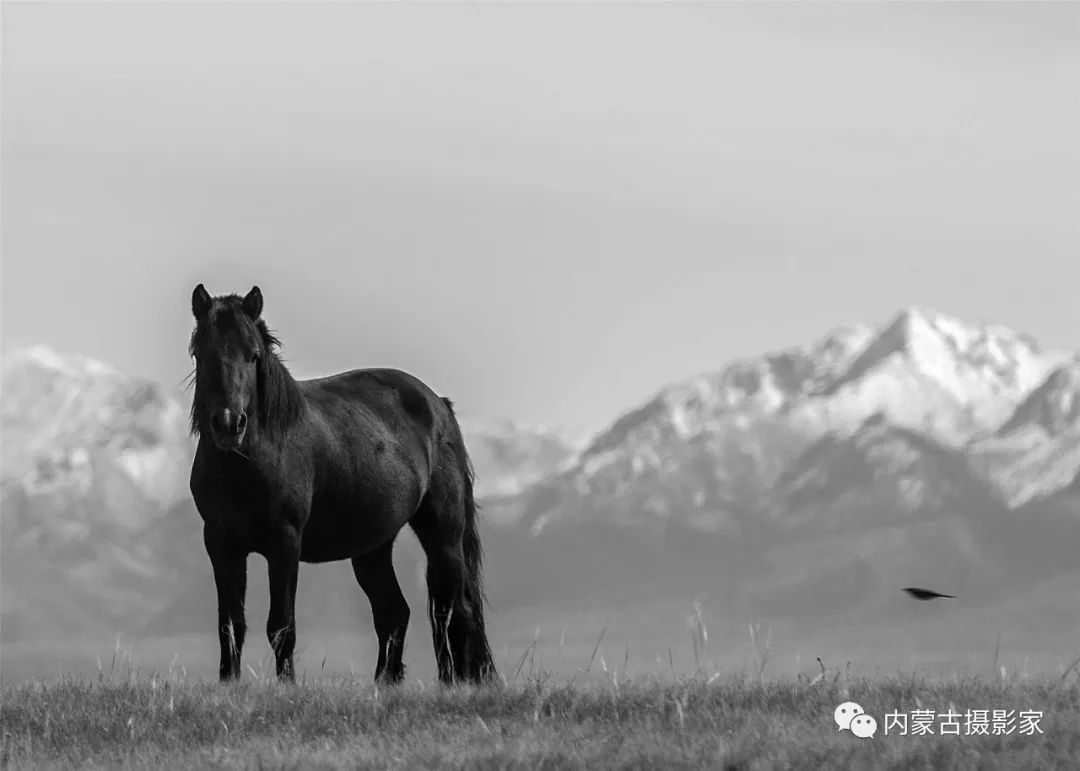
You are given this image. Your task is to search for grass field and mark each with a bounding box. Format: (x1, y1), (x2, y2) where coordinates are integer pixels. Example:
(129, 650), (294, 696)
(5, 597), (1080, 769)
(3, 664), (1078, 770)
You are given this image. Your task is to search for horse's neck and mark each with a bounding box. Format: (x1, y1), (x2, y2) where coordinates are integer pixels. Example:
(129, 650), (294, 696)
(258, 358), (306, 433)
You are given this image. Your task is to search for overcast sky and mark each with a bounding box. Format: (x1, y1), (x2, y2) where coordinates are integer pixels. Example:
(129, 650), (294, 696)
(3, 3), (1078, 432)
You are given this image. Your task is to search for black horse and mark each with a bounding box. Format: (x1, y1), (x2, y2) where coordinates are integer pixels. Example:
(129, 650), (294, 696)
(187, 283), (497, 685)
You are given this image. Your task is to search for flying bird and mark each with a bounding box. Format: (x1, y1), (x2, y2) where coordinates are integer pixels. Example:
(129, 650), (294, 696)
(903, 587), (956, 601)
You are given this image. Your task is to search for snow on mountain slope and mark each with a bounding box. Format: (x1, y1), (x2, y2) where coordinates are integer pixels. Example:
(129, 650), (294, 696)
(763, 413), (1001, 534)
(521, 413), (811, 535)
(996, 358), (1080, 437)
(454, 415), (584, 499)
(583, 322), (876, 458)
(968, 359), (1080, 506)
(1, 346), (194, 533)
(510, 323), (878, 533)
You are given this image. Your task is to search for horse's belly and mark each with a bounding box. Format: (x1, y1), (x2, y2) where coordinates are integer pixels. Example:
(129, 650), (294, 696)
(301, 448), (426, 562)
(299, 501), (412, 563)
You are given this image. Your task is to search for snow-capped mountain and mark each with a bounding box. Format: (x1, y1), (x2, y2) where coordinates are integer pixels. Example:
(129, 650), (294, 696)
(491, 307), (1077, 624)
(514, 306), (1075, 534)
(806, 307), (1066, 444)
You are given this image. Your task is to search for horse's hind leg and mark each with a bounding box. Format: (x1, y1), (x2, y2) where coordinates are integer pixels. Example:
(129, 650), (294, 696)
(421, 541), (470, 684)
(410, 497), (488, 685)
(351, 540), (410, 684)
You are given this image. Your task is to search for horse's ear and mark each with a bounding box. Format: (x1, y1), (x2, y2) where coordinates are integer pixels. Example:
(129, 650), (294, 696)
(192, 284), (212, 318)
(242, 285), (263, 320)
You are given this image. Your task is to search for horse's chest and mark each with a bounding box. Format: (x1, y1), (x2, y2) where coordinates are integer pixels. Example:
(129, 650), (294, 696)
(193, 469), (308, 551)
(198, 496), (286, 551)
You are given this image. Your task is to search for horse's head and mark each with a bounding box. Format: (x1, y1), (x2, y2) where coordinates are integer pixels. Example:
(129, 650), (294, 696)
(189, 283), (266, 451)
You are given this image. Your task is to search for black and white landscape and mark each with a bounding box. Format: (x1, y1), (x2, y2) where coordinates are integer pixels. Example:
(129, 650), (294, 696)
(5, 4), (1079, 768)
(4, 305), (1078, 680)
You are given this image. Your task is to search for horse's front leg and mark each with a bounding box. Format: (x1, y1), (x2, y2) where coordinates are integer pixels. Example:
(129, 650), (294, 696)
(266, 534), (301, 682)
(204, 526), (248, 682)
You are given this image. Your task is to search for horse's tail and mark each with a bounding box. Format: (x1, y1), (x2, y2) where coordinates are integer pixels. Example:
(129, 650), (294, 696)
(442, 397), (497, 681)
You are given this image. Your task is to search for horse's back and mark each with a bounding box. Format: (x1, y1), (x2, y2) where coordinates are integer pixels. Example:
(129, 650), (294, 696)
(300, 367), (448, 431)
(298, 366), (463, 485)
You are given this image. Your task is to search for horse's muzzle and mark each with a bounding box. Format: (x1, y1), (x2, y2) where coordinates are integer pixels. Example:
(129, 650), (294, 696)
(210, 408), (247, 449)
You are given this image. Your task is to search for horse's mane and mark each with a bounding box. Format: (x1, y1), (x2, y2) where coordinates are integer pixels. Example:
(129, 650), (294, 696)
(188, 296), (305, 440)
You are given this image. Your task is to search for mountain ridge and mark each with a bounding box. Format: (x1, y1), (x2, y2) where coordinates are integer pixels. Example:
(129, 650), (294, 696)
(512, 306), (1076, 535)
(3, 306), (1079, 647)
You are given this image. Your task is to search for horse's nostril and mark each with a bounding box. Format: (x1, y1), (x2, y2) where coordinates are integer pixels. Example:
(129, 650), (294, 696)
(237, 414), (248, 433)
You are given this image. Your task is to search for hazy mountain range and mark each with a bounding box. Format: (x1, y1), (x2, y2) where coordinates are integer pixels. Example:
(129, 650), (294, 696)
(3, 306), (1079, 657)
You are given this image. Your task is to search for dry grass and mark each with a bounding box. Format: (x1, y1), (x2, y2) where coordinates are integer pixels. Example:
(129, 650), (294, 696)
(5, 616), (1080, 769)
(3, 662), (1078, 770)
